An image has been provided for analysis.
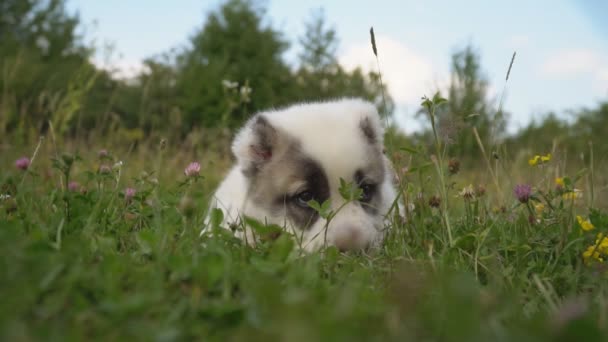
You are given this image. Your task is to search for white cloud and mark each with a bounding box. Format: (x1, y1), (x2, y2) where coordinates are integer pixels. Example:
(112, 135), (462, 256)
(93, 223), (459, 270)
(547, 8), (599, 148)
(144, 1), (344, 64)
(339, 35), (436, 106)
(91, 57), (147, 80)
(541, 49), (605, 77)
(540, 48), (608, 97)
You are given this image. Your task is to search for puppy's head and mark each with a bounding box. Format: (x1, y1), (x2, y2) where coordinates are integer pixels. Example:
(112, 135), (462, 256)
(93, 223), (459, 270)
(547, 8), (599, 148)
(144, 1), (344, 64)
(232, 99), (394, 251)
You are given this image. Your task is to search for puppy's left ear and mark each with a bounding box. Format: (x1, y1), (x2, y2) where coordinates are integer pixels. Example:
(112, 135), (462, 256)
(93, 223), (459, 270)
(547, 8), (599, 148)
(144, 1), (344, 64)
(232, 114), (283, 176)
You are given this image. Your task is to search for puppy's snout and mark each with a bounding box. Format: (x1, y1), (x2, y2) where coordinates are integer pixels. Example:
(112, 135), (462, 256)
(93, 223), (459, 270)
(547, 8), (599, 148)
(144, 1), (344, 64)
(333, 226), (370, 252)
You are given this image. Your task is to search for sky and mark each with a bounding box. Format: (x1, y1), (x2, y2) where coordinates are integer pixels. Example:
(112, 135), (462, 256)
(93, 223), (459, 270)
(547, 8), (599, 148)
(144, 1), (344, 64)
(66, 0), (608, 133)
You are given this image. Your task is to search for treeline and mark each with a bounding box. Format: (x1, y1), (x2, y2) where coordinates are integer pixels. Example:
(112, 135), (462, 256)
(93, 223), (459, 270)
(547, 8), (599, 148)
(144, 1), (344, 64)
(0, 0), (390, 142)
(1, 0), (606, 159)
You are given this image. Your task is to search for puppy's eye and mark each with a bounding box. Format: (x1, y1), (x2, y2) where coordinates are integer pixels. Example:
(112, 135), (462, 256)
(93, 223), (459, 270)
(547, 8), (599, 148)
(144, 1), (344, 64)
(295, 191), (314, 207)
(359, 183), (375, 202)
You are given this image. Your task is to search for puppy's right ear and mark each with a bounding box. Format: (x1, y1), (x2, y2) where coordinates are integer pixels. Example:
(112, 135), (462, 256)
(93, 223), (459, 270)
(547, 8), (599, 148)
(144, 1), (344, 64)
(232, 115), (280, 176)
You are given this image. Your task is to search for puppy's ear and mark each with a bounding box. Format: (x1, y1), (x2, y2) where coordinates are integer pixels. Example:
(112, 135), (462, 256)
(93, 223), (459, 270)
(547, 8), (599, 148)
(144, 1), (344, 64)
(232, 115), (281, 176)
(359, 112), (384, 146)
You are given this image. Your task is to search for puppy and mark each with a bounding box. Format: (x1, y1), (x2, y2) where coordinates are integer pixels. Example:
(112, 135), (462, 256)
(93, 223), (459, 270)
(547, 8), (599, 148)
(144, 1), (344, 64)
(206, 98), (399, 251)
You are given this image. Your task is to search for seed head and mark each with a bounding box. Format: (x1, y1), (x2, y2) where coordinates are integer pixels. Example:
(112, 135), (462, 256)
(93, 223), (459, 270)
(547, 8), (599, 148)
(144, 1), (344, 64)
(459, 185), (475, 200)
(369, 27), (377, 57)
(99, 165), (111, 174)
(61, 153), (75, 166)
(448, 159), (460, 175)
(428, 195), (441, 208)
(476, 184), (486, 197)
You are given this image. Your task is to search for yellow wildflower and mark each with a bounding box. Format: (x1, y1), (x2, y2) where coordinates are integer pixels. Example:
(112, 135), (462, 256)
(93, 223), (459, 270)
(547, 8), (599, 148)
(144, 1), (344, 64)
(595, 234), (608, 254)
(577, 215), (595, 231)
(528, 153), (551, 166)
(528, 155), (540, 166)
(563, 189), (583, 200)
(555, 177), (565, 187)
(534, 203), (545, 215)
(583, 245), (603, 263)
(540, 153), (552, 162)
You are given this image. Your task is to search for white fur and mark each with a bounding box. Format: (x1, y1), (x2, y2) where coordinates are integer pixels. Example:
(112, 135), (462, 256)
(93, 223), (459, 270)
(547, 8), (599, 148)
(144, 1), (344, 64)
(205, 98), (399, 251)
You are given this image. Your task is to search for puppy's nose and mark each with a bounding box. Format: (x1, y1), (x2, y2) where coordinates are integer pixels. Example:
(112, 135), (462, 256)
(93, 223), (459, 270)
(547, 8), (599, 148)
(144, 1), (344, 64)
(333, 227), (369, 252)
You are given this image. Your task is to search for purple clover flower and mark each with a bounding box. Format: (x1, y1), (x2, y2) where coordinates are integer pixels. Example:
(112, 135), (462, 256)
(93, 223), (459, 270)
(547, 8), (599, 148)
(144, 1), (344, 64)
(124, 187), (136, 201)
(184, 162), (201, 177)
(68, 181), (80, 192)
(514, 184), (532, 203)
(15, 157), (30, 171)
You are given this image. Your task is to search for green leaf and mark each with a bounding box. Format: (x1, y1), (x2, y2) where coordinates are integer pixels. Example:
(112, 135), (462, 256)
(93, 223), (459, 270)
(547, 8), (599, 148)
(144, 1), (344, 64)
(269, 234), (294, 262)
(420, 95), (433, 112)
(338, 178), (362, 201)
(250, 256), (284, 274)
(243, 216), (283, 240)
(307, 199), (322, 212)
(399, 146), (419, 154)
(136, 231), (154, 256)
(432, 91), (448, 106)
(308, 199), (332, 219)
(589, 208), (608, 228)
(563, 177), (573, 189)
(408, 162), (433, 173)
(209, 208), (224, 229)
(573, 168), (588, 184)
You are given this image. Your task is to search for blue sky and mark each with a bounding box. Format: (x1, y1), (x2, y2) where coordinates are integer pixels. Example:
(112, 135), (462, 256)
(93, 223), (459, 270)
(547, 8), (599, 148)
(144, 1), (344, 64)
(66, 0), (608, 133)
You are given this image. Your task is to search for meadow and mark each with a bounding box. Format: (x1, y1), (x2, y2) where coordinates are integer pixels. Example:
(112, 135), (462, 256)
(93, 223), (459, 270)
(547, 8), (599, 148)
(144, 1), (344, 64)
(2, 96), (607, 341)
(2, 0), (608, 340)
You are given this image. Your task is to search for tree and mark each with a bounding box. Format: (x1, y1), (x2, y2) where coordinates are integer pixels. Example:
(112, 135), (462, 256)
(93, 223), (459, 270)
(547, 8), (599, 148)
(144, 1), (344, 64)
(174, 0), (295, 130)
(298, 9), (338, 74)
(0, 0), (98, 139)
(431, 45), (506, 157)
(507, 101), (608, 160)
(292, 10), (394, 118)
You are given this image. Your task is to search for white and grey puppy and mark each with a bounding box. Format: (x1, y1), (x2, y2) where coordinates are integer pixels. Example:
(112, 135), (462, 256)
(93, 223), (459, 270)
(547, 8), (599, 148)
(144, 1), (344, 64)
(207, 98), (398, 251)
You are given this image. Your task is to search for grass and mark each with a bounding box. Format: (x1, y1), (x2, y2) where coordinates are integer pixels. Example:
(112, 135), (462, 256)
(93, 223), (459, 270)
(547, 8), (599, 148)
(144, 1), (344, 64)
(1, 130), (608, 341)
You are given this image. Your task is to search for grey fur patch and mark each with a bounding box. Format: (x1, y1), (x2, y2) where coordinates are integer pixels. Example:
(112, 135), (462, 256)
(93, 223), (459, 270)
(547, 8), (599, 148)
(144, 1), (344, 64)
(354, 134), (386, 216)
(359, 117), (378, 145)
(243, 115), (283, 178)
(246, 139), (329, 230)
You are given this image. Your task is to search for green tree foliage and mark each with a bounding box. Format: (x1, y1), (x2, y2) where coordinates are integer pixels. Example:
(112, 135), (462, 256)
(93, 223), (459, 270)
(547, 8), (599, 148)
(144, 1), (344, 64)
(572, 102), (608, 157)
(293, 10), (394, 118)
(509, 113), (567, 152)
(431, 45), (506, 158)
(16, 0), (608, 161)
(174, 0), (295, 129)
(0, 0), (399, 141)
(0, 0), (101, 138)
(509, 102), (608, 160)
(298, 9), (338, 73)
